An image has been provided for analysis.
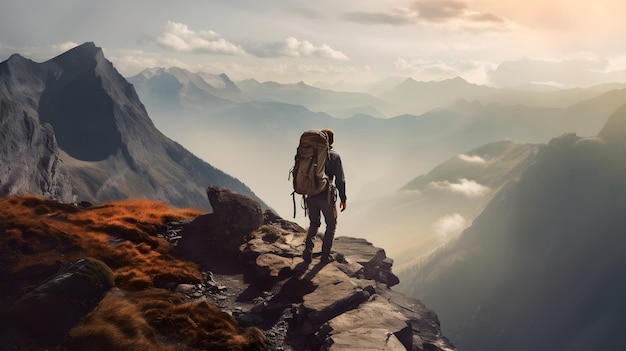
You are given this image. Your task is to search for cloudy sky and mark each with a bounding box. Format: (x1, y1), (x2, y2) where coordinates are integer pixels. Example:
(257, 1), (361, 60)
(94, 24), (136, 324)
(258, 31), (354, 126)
(2, 0), (626, 88)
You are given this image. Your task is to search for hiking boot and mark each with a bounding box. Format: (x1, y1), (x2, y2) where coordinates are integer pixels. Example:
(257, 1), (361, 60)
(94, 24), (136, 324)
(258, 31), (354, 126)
(321, 255), (334, 264)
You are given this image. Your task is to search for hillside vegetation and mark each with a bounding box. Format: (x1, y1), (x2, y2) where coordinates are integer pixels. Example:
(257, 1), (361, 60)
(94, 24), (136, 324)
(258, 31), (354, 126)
(0, 196), (266, 350)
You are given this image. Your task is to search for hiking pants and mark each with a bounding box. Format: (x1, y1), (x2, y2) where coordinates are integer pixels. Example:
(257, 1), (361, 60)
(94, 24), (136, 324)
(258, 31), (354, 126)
(304, 190), (336, 258)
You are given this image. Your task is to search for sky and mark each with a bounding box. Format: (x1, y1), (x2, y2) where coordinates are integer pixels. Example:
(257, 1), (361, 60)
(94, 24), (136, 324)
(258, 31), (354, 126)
(3, 0), (626, 88)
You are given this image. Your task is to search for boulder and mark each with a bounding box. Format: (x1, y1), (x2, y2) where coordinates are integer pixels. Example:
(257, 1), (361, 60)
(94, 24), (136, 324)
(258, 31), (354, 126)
(297, 264), (374, 328)
(2, 257), (114, 345)
(322, 328), (407, 351)
(178, 187), (263, 262)
(332, 237), (400, 287)
(376, 287), (457, 351)
(255, 253), (300, 278)
(207, 186), (263, 237)
(264, 209), (305, 233)
(240, 225), (306, 262)
(319, 295), (413, 350)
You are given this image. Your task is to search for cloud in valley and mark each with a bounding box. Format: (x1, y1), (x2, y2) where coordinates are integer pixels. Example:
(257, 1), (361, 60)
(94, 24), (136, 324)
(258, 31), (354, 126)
(430, 178), (489, 197)
(433, 213), (467, 238)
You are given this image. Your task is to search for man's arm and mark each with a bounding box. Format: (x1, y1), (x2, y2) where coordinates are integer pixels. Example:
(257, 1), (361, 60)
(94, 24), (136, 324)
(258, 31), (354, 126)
(332, 151), (347, 209)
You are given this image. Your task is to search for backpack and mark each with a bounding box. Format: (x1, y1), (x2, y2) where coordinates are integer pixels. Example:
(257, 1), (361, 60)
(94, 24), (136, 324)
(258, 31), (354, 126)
(289, 130), (330, 216)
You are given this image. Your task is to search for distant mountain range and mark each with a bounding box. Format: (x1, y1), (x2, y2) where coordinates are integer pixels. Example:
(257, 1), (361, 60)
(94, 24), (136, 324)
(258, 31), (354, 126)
(127, 64), (626, 223)
(5, 41), (626, 351)
(129, 55), (626, 351)
(0, 42), (265, 210)
(397, 104), (626, 351)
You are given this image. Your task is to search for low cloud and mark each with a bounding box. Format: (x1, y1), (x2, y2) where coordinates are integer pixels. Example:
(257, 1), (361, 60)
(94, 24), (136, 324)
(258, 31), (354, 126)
(458, 154), (488, 164)
(243, 37), (349, 60)
(433, 213), (467, 238)
(156, 21), (348, 61)
(394, 58), (460, 76)
(430, 178), (489, 197)
(344, 0), (512, 32)
(157, 21), (244, 55)
(488, 54), (626, 88)
(413, 0), (467, 23)
(343, 11), (414, 26)
(393, 58), (495, 85)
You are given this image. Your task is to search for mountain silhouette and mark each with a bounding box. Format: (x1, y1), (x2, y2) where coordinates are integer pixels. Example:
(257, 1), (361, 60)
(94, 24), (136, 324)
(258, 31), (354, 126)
(0, 42), (264, 210)
(398, 105), (626, 351)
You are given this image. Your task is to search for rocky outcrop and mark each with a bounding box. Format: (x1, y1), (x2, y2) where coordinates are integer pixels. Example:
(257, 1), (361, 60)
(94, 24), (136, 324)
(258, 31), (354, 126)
(177, 186), (264, 261)
(207, 186), (264, 237)
(179, 186), (456, 351)
(1, 257), (114, 345)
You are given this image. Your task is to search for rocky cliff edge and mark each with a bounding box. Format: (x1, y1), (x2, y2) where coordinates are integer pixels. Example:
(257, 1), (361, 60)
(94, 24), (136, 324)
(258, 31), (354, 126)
(176, 187), (456, 351)
(0, 187), (455, 350)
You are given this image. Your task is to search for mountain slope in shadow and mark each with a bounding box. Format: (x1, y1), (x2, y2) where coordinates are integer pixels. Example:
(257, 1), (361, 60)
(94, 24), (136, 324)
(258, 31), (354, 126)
(399, 104), (626, 351)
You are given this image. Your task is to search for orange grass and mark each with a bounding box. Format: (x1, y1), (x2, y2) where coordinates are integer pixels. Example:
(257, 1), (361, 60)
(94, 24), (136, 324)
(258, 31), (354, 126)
(0, 196), (203, 297)
(1, 195), (267, 350)
(64, 289), (176, 351)
(67, 288), (266, 351)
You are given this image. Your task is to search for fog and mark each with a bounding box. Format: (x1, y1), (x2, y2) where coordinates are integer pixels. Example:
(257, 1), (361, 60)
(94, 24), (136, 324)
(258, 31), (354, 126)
(131, 69), (624, 265)
(132, 69), (626, 350)
(157, 124), (426, 228)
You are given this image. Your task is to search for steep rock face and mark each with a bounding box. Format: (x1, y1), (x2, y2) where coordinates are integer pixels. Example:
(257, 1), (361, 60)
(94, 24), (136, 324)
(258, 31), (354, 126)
(0, 43), (264, 210)
(177, 187), (456, 351)
(0, 55), (75, 202)
(401, 104), (626, 351)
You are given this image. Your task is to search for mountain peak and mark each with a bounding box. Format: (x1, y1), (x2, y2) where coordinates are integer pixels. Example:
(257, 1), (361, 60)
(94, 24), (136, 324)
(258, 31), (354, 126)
(2, 53), (38, 74)
(1, 43), (264, 210)
(6, 53), (28, 63)
(49, 41), (102, 62)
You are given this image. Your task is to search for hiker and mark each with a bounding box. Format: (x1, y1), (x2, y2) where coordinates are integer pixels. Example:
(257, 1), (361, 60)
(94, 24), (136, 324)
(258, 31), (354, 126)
(302, 128), (347, 263)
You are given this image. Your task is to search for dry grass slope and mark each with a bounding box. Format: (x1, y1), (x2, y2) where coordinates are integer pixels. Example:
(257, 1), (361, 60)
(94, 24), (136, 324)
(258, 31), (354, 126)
(0, 195), (267, 350)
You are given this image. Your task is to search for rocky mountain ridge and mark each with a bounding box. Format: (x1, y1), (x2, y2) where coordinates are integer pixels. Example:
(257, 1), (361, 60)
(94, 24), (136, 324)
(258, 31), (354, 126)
(0, 188), (456, 351)
(0, 42), (264, 211)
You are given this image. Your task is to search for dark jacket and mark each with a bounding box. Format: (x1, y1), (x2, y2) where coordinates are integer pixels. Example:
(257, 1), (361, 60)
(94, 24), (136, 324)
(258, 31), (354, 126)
(326, 147), (347, 203)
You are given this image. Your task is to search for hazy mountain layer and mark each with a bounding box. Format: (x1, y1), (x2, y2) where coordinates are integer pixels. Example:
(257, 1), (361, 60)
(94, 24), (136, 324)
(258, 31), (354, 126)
(397, 105), (626, 351)
(380, 76), (623, 116)
(343, 140), (540, 271)
(0, 42), (264, 210)
(128, 68), (622, 222)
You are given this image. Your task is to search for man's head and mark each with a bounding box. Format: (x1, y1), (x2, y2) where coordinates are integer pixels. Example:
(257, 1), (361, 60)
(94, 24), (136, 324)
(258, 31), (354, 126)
(322, 128), (334, 145)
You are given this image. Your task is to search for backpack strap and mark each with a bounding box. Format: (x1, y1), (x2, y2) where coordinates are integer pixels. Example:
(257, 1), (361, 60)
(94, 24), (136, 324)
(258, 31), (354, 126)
(291, 191), (308, 218)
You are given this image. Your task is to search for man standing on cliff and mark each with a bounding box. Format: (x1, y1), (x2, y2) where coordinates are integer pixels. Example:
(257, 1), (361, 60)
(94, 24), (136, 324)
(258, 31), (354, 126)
(303, 128), (347, 264)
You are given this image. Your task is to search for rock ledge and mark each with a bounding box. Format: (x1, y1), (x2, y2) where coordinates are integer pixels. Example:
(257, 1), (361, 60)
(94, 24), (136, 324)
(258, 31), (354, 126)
(177, 187), (456, 351)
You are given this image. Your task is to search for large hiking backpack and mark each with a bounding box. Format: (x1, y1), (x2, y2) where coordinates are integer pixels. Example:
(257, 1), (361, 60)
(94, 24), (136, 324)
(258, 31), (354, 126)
(290, 130), (330, 216)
